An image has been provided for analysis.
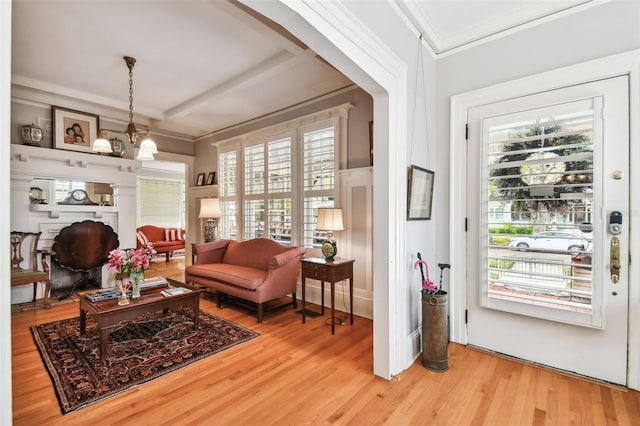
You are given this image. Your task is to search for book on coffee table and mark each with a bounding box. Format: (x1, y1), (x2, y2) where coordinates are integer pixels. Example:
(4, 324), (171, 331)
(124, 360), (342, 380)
(161, 287), (192, 297)
(139, 276), (169, 289)
(86, 288), (130, 302)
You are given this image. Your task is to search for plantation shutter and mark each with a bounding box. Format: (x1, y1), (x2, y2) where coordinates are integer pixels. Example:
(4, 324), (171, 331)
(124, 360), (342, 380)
(243, 136), (292, 242)
(302, 126), (336, 248)
(219, 149), (238, 239)
(485, 99), (595, 314)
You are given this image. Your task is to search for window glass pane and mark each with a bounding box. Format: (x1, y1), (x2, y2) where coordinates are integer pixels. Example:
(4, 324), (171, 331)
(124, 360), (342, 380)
(245, 145), (264, 195)
(304, 127), (335, 191)
(219, 200), (237, 240)
(244, 199), (265, 239)
(268, 138), (291, 194)
(219, 150), (237, 197)
(486, 101), (594, 314)
(303, 196), (335, 248)
(268, 198), (292, 245)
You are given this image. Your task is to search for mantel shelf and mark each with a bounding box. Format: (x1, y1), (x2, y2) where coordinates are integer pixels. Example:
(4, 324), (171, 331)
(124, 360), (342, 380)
(29, 203), (117, 219)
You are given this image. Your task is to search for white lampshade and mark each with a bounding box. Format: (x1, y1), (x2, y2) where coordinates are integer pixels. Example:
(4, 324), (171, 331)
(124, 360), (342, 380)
(92, 136), (113, 154)
(199, 198), (221, 219)
(316, 208), (344, 231)
(136, 137), (157, 160)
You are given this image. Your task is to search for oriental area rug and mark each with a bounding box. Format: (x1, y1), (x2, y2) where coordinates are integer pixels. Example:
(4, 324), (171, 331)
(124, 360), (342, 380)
(31, 308), (259, 414)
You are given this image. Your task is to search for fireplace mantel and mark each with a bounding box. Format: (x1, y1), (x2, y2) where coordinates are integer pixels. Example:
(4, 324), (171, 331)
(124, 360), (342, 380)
(10, 144), (140, 305)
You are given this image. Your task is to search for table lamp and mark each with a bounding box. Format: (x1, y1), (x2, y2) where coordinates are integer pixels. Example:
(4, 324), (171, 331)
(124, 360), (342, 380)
(316, 208), (344, 261)
(198, 198), (221, 242)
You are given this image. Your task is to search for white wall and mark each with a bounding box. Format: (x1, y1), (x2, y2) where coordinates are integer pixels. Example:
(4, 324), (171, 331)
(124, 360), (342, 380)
(0, 1), (12, 423)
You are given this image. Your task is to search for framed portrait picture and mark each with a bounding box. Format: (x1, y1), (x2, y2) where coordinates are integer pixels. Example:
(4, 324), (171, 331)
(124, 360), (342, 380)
(52, 106), (100, 154)
(196, 173), (206, 186)
(206, 172), (216, 186)
(407, 165), (434, 220)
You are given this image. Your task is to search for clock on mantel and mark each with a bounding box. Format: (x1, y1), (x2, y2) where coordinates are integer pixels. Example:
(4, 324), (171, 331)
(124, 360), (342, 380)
(58, 189), (99, 206)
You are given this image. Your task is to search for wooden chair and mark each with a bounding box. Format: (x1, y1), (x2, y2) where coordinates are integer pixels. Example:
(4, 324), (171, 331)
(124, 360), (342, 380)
(10, 231), (51, 309)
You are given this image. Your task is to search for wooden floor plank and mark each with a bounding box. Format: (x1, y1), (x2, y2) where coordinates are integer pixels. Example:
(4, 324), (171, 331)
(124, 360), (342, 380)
(11, 256), (640, 425)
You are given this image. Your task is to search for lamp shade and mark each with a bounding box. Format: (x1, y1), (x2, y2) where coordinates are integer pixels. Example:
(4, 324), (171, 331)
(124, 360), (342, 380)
(137, 138), (157, 161)
(92, 136), (113, 154)
(316, 208), (344, 231)
(199, 198), (221, 219)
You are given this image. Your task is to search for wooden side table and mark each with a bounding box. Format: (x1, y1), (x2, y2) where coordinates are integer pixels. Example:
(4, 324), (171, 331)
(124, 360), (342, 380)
(301, 257), (354, 334)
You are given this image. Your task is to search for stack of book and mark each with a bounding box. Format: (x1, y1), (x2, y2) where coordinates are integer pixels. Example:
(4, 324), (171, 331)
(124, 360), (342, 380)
(86, 289), (129, 302)
(139, 276), (169, 289)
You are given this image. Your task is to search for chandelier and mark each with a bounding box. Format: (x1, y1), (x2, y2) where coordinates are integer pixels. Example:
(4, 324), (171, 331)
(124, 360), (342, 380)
(92, 56), (158, 160)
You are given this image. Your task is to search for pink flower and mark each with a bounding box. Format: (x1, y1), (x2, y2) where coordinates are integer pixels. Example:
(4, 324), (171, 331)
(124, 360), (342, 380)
(107, 246), (155, 275)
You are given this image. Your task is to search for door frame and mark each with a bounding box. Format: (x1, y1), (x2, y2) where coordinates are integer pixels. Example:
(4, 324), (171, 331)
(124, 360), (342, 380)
(450, 49), (640, 389)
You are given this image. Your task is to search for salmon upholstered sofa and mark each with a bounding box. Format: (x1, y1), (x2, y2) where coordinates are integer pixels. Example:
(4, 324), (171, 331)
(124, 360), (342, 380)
(136, 225), (185, 262)
(185, 238), (305, 323)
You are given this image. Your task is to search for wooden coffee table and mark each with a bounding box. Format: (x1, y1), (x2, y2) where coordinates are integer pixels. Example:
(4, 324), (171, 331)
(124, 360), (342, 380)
(78, 278), (203, 360)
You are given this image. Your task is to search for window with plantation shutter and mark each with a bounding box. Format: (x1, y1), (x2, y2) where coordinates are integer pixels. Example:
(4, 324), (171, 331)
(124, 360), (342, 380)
(217, 105), (346, 246)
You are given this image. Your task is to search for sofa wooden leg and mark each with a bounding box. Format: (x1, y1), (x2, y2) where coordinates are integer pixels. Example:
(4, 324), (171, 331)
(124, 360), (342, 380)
(292, 293), (298, 309)
(165, 252), (170, 262)
(257, 303), (263, 324)
(217, 292), (223, 308)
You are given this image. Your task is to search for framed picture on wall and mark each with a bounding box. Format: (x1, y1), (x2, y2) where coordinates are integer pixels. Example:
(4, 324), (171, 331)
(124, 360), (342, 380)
(407, 165), (434, 220)
(196, 173), (205, 186)
(52, 106), (100, 154)
(206, 172), (215, 185)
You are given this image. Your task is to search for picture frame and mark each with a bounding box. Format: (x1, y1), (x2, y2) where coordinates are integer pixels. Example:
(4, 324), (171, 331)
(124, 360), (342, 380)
(206, 172), (216, 186)
(407, 165), (434, 220)
(196, 173), (206, 186)
(52, 106), (100, 154)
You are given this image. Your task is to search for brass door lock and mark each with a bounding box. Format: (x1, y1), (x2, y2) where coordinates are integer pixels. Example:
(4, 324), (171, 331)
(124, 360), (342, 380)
(610, 236), (620, 283)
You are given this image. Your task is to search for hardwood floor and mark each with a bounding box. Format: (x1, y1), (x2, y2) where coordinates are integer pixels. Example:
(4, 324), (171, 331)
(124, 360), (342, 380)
(11, 256), (640, 425)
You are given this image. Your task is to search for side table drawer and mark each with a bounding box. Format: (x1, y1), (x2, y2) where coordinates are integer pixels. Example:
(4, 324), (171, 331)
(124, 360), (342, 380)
(302, 262), (330, 281)
(306, 271), (329, 281)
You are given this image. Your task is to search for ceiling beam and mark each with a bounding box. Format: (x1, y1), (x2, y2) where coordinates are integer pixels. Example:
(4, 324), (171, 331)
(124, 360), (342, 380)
(158, 50), (297, 122)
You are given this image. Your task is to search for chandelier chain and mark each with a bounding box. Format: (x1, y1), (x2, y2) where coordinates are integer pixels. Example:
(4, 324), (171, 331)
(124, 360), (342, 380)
(128, 69), (134, 124)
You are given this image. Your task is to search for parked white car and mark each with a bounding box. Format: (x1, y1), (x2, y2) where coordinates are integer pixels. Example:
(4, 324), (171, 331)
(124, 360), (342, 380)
(508, 231), (591, 253)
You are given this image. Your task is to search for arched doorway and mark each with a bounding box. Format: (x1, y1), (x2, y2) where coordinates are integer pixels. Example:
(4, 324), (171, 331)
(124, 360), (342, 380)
(245, 1), (408, 379)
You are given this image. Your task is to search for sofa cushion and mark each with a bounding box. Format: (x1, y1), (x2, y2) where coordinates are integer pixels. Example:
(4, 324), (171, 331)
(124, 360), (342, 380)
(186, 263), (266, 290)
(153, 240), (184, 250)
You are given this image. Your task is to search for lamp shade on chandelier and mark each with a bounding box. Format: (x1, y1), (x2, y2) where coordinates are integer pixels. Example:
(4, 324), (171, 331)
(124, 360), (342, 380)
(91, 56), (158, 160)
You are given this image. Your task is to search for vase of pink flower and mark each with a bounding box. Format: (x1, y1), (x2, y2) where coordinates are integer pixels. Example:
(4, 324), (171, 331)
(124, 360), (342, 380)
(107, 244), (156, 299)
